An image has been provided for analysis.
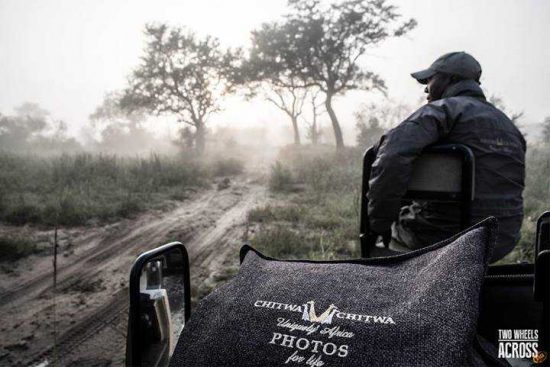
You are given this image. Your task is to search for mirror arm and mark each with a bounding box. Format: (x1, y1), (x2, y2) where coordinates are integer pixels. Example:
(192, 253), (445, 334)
(127, 242), (191, 367)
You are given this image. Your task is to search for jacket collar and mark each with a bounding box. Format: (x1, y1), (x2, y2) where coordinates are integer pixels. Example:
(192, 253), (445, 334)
(442, 79), (486, 100)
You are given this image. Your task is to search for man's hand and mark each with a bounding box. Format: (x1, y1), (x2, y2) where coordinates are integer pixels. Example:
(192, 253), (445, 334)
(368, 229), (392, 248)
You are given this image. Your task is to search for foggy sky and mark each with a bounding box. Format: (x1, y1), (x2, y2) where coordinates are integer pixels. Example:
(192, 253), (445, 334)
(1, 0), (549, 143)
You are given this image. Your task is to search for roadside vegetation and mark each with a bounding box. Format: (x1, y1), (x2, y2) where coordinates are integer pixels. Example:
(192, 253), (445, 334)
(507, 144), (550, 262)
(0, 152), (243, 260)
(249, 145), (362, 260)
(0, 236), (37, 261)
(248, 143), (550, 264)
(0, 152), (244, 227)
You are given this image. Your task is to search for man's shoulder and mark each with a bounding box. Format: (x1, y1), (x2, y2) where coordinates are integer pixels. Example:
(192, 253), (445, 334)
(403, 97), (478, 124)
(404, 100), (447, 121)
(439, 96), (524, 143)
(411, 96), (487, 114)
(433, 95), (513, 121)
(434, 95), (488, 108)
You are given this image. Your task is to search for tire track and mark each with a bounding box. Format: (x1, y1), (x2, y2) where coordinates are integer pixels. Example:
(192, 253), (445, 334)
(6, 181), (265, 367)
(25, 290), (128, 367)
(0, 188), (219, 308)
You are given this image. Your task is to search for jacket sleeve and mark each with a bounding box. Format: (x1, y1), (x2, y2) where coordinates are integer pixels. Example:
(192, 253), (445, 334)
(367, 102), (455, 233)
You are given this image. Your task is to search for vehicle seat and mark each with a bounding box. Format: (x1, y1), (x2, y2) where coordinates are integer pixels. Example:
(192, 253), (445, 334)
(359, 144), (475, 258)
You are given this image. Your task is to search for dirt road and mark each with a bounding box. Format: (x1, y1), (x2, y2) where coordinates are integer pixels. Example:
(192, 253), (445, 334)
(0, 178), (266, 366)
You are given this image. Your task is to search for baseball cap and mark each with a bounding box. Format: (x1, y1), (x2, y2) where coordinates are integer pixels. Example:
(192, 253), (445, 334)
(411, 51), (482, 84)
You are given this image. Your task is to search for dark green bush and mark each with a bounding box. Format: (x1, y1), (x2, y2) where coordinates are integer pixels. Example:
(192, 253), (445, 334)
(268, 161), (294, 192)
(509, 144), (550, 262)
(0, 236), (37, 261)
(116, 196), (143, 218)
(209, 158), (244, 177)
(4, 204), (42, 225)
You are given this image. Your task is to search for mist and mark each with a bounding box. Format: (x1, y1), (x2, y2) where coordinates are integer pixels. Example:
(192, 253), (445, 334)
(2, 0), (550, 154)
(0, 1), (549, 366)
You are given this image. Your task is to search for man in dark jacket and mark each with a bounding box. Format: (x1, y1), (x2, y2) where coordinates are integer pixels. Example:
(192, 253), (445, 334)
(368, 51), (526, 261)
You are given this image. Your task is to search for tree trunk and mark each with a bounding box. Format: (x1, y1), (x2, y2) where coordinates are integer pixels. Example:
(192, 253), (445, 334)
(311, 114), (318, 146)
(195, 123), (206, 155)
(291, 116), (301, 145)
(325, 94), (344, 150)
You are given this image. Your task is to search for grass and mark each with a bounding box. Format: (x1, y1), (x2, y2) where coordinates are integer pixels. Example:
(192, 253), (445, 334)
(193, 265), (240, 306)
(504, 144), (550, 263)
(248, 198), (358, 261)
(0, 152), (244, 228)
(251, 226), (315, 259)
(248, 204), (305, 223)
(209, 158), (244, 177)
(268, 161), (294, 192)
(249, 143), (550, 264)
(248, 146), (361, 260)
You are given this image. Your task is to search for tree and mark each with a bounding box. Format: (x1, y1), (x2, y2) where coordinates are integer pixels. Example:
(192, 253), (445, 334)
(90, 91), (145, 125)
(355, 101), (412, 147)
(0, 104), (47, 150)
(121, 24), (233, 154)
(542, 116), (550, 145)
(178, 127), (195, 151)
(240, 23), (309, 145)
(14, 102), (50, 122)
(259, 0), (416, 150)
(356, 117), (384, 148)
(89, 92), (157, 154)
(488, 95), (524, 127)
(303, 89), (323, 145)
(0, 102), (81, 153)
(267, 84), (307, 145)
(249, 81), (308, 145)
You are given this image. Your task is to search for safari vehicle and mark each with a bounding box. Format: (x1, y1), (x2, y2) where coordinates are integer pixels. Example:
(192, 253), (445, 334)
(125, 144), (550, 367)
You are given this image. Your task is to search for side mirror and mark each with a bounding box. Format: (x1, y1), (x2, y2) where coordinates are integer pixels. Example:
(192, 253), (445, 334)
(126, 242), (191, 367)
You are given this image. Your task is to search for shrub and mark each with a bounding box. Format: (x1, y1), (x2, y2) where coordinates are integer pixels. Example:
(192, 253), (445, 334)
(57, 192), (90, 226)
(116, 196), (143, 218)
(509, 144), (550, 262)
(209, 158), (244, 177)
(268, 161), (294, 192)
(4, 204), (42, 225)
(0, 236), (37, 261)
(247, 206), (274, 223)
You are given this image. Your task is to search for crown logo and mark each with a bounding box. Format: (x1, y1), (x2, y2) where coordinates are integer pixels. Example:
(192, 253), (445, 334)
(301, 301), (339, 324)
(533, 351), (547, 364)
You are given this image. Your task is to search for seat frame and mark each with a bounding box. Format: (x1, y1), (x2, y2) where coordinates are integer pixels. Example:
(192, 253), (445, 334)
(359, 143), (475, 258)
(357, 143), (550, 356)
